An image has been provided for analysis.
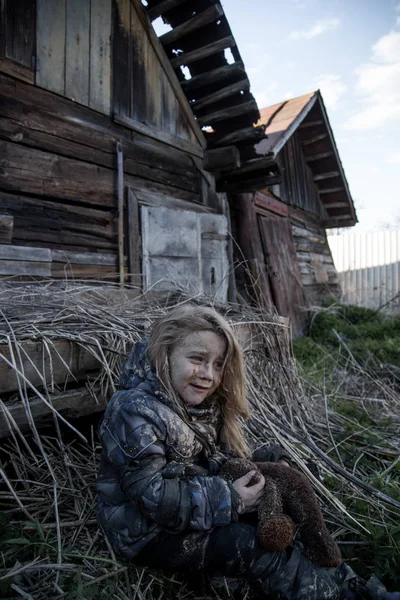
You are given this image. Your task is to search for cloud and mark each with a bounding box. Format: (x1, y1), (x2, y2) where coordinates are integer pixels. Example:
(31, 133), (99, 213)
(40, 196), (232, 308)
(311, 74), (346, 109)
(345, 28), (400, 130)
(386, 152), (400, 164)
(283, 90), (294, 99)
(396, 2), (400, 11)
(289, 17), (340, 40)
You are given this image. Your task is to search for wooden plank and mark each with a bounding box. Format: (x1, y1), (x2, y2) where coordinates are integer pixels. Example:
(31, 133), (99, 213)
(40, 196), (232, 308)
(89, 0), (112, 115)
(302, 133), (328, 147)
(0, 57), (34, 84)
(13, 228), (116, 251)
(113, 0), (131, 118)
(193, 79), (250, 112)
(114, 114), (204, 158)
(170, 35), (235, 68)
(0, 339), (100, 395)
(227, 156), (276, 178)
(204, 146), (240, 172)
(181, 62), (245, 92)
(65, 0), (90, 105)
(36, 0), (66, 94)
(0, 260), (51, 276)
(51, 263), (119, 278)
(0, 215), (13, 243)
(159, 4), (223, 46)
(127, 188), (142, 287)
(299, 120), (324, 128)
(306, 152), (334, 162)
(313, 171), (340, 181)
(0, 387), (106, 439)
(3, 0), (35, 67)
(254, 191), (288, 217)
(0, 244), (51, 262)
(148, 0), (186, 20)
(210, 125), (265, 148)
(319, 187), (345, 195)
(197, 99), (258, 127)
(0, 191), (115, 226)
(52, 250), (118, 265)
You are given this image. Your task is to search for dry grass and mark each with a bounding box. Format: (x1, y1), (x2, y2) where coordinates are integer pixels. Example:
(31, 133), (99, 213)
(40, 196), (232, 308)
(0, 281), (399, 598)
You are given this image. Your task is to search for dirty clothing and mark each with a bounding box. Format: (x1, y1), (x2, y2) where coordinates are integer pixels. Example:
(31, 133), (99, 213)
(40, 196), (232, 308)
(96, 339), (392, 600)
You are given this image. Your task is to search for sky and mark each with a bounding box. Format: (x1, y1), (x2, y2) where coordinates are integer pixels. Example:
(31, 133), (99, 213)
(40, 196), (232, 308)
(156, 0), (400, 233)
(221, 0), (400, 233)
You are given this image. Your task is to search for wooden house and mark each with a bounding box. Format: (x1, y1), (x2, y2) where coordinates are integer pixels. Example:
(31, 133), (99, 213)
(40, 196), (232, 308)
(0, 1), (356, 334)
(229, 92), (357, 334)
(0, 0), (266, 302)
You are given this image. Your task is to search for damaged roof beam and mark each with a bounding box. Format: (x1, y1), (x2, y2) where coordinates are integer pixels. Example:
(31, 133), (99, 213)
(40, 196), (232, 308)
(299, 119), (324, 128)
(225, 156), (277, 178)
(319, 187), (345, 194)
(313, 171), (340, 181)
(148, 0), (186, 21)
(197, 99), (257, 126)
(302, 133), (328, 146)
(306, 151), (334, 162)
(210, 125), (266, 147)
(159, 4), (224, 46)
(181, 62), (245, 91)
(171, 35), (235, 68)
(192, 79), (250, 111)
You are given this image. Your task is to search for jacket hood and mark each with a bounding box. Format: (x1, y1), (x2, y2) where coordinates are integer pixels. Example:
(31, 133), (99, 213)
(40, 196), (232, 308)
(118, 338), (157, 390)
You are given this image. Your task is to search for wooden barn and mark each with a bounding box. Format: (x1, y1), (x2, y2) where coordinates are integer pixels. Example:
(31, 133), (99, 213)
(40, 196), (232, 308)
(0, 0), (356, 334)
(230, 92), (357, 333)
(0, 0), (266, 304)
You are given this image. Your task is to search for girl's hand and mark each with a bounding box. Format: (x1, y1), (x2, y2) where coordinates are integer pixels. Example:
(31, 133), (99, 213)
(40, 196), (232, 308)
(232, 470), (265, 513)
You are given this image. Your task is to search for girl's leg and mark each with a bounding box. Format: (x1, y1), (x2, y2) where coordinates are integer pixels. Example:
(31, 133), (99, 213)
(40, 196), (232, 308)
(136, 522), (374, 600)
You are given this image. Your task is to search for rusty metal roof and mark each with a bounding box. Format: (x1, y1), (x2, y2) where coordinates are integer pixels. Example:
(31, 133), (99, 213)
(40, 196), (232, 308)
(255, 92), (316, 156)
(255, 91), (357, 228)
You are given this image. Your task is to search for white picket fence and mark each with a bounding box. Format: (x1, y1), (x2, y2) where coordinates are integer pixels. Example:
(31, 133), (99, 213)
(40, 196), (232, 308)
(327, 230), (400, 311)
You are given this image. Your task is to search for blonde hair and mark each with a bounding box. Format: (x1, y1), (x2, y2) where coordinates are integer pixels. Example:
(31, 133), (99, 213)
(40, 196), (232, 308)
(147, 305), (250, 458)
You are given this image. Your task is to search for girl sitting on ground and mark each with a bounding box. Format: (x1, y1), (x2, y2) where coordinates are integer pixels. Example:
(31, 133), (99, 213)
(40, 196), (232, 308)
(96, 304), (398, 600)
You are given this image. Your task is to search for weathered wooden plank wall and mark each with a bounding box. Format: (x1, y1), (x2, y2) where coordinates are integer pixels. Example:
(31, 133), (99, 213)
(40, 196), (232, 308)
(36, 0), (112, 115)
(113, 0), (204, 153)
(0, 67), (205, 278)
(289, 205), (340, 305)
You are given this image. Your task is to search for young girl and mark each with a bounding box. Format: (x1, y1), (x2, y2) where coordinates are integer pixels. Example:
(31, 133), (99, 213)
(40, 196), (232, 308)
(96, 305), (397, 600)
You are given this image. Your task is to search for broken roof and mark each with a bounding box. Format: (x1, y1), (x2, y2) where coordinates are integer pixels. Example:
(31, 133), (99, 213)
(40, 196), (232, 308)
(255, 91), (357, 228)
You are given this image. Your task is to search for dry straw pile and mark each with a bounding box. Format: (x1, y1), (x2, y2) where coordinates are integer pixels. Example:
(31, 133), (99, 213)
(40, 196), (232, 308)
(0, 282), (399, 599)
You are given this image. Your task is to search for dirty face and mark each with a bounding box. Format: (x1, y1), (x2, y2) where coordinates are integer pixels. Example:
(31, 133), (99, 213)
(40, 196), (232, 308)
(169, 330), (227, 406)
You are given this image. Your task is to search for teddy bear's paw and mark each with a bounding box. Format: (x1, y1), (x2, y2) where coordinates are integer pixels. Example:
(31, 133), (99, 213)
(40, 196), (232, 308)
(303, 531), (342, 567)
(257, 515), (294, 551)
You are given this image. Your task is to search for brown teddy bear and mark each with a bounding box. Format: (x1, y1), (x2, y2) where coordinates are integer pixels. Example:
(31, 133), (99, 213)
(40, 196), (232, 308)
(219, 458), (342, 567)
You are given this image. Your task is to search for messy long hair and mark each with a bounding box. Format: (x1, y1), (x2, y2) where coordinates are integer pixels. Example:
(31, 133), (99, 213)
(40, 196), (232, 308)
(147, 305), (250, 458)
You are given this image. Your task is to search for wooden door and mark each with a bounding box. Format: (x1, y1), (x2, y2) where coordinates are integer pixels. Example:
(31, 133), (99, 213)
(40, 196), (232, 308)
(235, 192), (306, 335)
(258, 213), (306, 334)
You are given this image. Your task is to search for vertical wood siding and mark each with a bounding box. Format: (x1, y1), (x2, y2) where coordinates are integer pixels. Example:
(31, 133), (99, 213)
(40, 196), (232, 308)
(279, 132), (327, 219)
(328, 231), (400, 311)
(36, 0), (112, 115)
(113, 0), (199, 146)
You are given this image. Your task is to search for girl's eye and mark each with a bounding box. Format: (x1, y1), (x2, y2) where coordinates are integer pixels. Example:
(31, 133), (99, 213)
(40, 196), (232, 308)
(190, 355), (203, 362)
(215, 362), (224, 370)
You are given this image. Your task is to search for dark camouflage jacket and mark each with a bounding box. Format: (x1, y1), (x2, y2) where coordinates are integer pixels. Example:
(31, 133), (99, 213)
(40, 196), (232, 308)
(96, 339), (239, 560)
